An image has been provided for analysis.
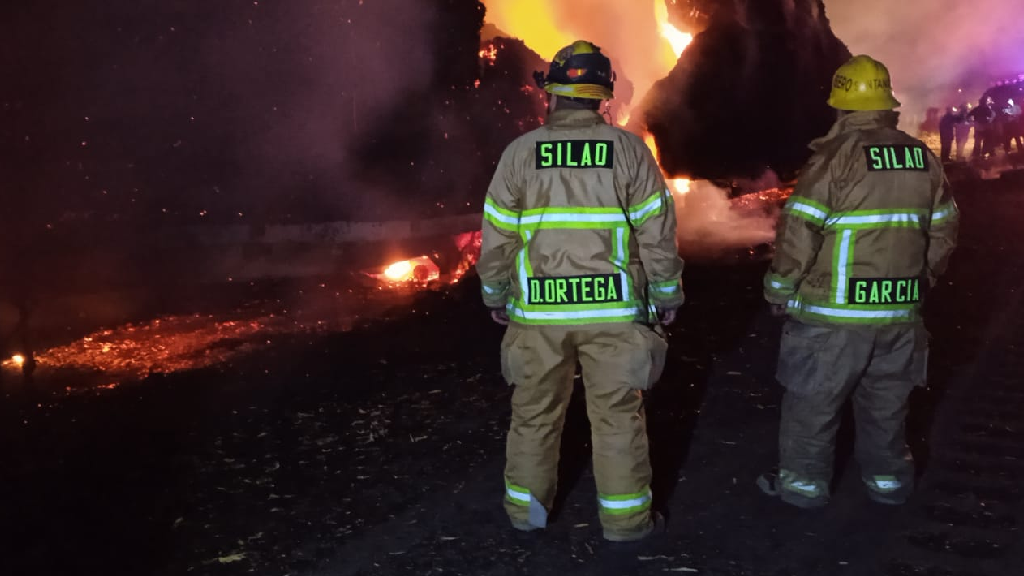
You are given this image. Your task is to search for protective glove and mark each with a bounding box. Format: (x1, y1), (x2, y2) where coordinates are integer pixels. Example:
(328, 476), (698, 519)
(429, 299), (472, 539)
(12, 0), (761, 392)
(490, 308), (510, 326)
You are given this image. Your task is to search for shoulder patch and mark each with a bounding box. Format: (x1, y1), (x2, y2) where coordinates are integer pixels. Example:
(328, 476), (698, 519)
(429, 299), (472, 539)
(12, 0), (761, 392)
(535, 140), (614, 169)
(863, 144), (928, 172)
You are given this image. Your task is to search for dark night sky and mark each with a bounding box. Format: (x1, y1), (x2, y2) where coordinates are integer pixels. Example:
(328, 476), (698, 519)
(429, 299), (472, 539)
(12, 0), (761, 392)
(1, 0), (525, 234)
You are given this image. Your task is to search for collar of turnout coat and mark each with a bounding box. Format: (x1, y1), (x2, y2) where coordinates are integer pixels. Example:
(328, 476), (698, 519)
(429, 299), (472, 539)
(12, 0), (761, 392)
(546, 109), (606, 128)
(811, 110), (901, 151)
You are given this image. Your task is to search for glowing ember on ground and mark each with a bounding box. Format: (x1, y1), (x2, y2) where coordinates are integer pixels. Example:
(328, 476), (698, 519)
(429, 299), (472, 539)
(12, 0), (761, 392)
(0, 303), (375, 389)
(370, 255), (440, 285)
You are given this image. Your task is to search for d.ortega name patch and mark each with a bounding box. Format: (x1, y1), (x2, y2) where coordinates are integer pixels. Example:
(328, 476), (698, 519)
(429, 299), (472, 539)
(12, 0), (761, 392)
(527, 274), (624, 305)
(536, 140), (614, 169)
(848, 277), (922, 305)
(864, 145), (928, 172)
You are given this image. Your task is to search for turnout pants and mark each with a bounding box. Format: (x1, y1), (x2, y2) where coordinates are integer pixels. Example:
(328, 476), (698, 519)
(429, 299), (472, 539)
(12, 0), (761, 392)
(499, 323), (666, 539)
(775, 320), (928, 502)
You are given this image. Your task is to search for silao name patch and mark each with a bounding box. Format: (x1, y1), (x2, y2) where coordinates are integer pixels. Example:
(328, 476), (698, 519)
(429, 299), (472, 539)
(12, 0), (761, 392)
(536, 140), (614, 169)
(528, 274), (623, 305)
(848, 278), (921, 305)
(864, 145), (928, 171)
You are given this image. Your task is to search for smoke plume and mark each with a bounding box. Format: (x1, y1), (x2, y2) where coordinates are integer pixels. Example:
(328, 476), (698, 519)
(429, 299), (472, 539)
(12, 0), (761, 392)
(675, 178), (779, 261)
(823, 0), (1024, 124)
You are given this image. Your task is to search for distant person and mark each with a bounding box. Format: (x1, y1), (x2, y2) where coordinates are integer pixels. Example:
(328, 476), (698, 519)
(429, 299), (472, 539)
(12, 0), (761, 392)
(1003, 98), (1023, 154)
(969, 97), (995, 159)
(938, 106), (957, 162)
(918, 107), (940, 136)
(954, 103), (973, 161)
(476, 40), (683, 541)
(760, 55), (959, 509)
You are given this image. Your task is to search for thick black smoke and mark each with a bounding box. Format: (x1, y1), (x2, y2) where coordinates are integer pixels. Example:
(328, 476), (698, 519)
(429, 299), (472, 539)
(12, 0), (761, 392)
(642, 0), (850, 180)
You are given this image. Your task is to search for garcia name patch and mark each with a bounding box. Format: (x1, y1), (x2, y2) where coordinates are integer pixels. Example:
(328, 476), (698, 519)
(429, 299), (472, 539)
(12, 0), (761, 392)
(528, 274), (623, 305)
(864, 145), (928, 172)
(848, 278), (921, 305)
(536, 140), (614, 169)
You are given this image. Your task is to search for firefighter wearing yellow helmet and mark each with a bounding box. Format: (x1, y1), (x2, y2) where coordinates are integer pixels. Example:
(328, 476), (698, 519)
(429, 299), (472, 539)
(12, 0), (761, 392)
(477, 40), (683, 541)
(759, 55), (959, 508)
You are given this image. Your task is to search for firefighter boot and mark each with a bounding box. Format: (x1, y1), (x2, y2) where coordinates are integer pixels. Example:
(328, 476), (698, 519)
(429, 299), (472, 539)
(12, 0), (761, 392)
(757, 469), (829, 509)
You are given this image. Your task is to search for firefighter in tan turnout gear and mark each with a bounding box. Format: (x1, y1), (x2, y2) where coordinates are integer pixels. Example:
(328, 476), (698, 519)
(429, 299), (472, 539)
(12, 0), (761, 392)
(475, 41), (684, 541)
(759, 55), (959, 508)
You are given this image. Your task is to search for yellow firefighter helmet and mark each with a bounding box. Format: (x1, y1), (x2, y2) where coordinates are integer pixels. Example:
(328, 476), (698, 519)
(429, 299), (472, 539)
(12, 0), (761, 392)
(533, 40), (615, 101)
(827, 55), (902, 111)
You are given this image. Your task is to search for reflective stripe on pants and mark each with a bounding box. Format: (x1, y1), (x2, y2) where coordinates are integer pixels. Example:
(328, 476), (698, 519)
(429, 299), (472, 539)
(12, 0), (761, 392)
(501, 324), (657, 535)
(775, 320), (927, 495)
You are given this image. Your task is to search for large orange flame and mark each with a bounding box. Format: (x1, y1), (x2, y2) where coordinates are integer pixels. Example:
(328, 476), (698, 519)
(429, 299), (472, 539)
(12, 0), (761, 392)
(481, 0), (692, 194)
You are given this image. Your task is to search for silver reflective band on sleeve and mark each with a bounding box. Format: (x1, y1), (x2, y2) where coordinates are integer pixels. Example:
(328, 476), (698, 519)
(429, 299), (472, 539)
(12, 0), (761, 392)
(654, 284), (679, 293)
(770, 279), (788, 289)
(788, 201), (828, 221)
(485, 203), (519, 226)
(483, 285), (499, 294)
(629, 196), (663, 222)
(874, 480), (901, 490)
(932, 205), (955, 223)
(827, 212), (921, 227)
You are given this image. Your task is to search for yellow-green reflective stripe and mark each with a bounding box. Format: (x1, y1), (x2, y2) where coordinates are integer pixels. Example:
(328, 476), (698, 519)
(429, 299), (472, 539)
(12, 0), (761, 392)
(867, 475), (902, 492)
(611, 226), (632, 301)
(520, 213), (625, 226)
(789, 299), (915, 318)
(834, 230), (854, 304)
(765, 274), (794, 290)
(509, 306), (642, 321)
(629, 192), (662, 213)
(786, 196), (829, 212)
(521, 206), (622, 216)
(484, 210), (518, 232)
(508, 313), (638, 326)
(512, 299), (644, 313)
(833, 208), (927, 216)
(932, 204), (956, 223)
(786, 202), (827, 224)
(630, 196), (664, 225)
(827, 212), (923, 228)
(482, 283), (505, 295)
(505, 481), (531, 506)
(829, 221), (923, 232)
(520, 221), (624, 232)
(598, 488), (652, 515)
(517, 231), (532, 304)
(651, 279), (680, 294)
(486, 197), (519, 218)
